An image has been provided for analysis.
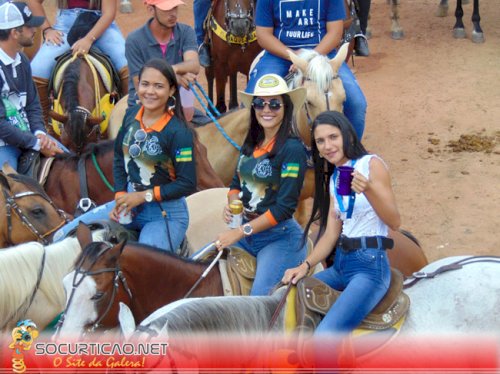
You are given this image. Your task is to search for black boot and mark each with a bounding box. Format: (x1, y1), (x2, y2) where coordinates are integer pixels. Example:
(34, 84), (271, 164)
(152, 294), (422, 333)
(354, 35), (370, 57)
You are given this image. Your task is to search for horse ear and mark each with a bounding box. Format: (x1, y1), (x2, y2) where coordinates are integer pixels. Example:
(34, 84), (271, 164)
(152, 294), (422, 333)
(288, 50), (308, 74)
(2, 162), (17, 175)
(76, 222), (93, 249)
(329, 43), (349, 73)
(0, 169), (10, 190)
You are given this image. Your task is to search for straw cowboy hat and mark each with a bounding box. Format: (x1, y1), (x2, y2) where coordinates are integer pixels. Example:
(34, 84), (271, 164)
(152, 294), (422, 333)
(239, 74), (306, 115)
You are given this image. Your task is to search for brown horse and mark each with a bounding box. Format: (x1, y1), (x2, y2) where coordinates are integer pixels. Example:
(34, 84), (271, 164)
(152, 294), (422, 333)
(43, 137), (224, 216)
(0, 164), (67, 248)
(205, 0), (262, 113)
(49, 52), (118, 154)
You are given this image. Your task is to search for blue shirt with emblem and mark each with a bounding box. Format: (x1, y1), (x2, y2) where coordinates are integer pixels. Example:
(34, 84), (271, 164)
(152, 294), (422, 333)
(229, 137), (307, 224)
(113, 105), (196, 200)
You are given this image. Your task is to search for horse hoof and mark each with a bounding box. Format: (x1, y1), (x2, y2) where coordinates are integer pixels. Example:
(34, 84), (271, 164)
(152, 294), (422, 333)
(453, 28), (466, 39)
(471, 31), (485, 44)
(120, 1), (133, 13)
(391, 30), (404, 40)
(435, 5), (448, 17)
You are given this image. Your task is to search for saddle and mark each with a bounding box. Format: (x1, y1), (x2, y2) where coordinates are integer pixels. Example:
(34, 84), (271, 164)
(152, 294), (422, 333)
(196, 238), (316, 296)
(291, 269), (410, 335)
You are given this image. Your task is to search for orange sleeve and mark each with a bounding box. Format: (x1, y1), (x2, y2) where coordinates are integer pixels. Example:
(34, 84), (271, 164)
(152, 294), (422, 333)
(114, 191), (126, 199)
(228, 189), (241, 198)
(153, 186), (162, 201)
(264, 210), (278, 226)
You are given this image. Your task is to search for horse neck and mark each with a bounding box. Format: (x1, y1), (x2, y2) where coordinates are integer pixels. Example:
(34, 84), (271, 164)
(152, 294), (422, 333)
(119, 247), (220, 321)
(196, 109), (250, 146)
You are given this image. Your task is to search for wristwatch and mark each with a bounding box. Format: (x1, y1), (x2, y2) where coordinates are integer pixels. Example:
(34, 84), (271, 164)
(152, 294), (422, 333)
(241, 223), (253, 236)
(144, 190), (154, 203)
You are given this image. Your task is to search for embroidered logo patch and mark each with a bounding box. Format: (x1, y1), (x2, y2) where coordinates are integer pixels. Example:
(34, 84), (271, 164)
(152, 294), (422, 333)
(253, 159), (272, 178)
(145, 136), (162, 156)
(176, 147), (193, 162)
(281, 163), (299, 178)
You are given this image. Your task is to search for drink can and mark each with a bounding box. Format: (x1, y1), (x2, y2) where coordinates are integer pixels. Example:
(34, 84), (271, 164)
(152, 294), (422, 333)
(228, 200), (243, 229)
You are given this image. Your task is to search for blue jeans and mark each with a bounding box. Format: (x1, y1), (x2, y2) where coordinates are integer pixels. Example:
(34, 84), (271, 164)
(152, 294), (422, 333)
(193, 0), (211, 45)
(246, 51), (367, 139)
(235, 218), (306, 296)
(313, 244), (391, 336)
(0, 136), (69, 171)
(31, 9), (127, 79)
(53, 197), (189, 253)
(0, 145), (21, 169)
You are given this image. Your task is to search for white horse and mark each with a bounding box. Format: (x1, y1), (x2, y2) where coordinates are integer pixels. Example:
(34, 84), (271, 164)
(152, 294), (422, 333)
(119, 255), (500, 339)
(0, 230), (107, 332)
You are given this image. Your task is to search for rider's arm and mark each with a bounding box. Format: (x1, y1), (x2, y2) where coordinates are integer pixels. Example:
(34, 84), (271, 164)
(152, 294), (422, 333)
(172, 50), (200, 76)
(255, 26), (291, 60)
(83, 1), (117, 42)
(356, 157), (401, 231)
(314, 20), (344, 56)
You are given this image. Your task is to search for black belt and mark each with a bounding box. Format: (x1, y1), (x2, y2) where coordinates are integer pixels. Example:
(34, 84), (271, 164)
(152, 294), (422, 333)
(337, 235), (394, 251)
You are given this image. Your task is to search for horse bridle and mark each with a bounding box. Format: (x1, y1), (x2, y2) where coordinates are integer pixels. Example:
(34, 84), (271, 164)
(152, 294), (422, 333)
(2, 187), (68, 246)
(56, 242), (133, 336)
(224, 0), (255, 48)
(301, 74), (339, 128)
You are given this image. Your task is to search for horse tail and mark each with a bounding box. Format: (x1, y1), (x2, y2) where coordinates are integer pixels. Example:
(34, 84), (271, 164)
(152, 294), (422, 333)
(399, 229), (421, 247)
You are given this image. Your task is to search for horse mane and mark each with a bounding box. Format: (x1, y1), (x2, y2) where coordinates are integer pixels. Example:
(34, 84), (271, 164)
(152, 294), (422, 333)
(289, 49), (334, 94)
(6, 173), (47, 196)
(135, 288), (286, 338)
(0, 230), (107, 329)
(53, 140), (114, 164)
(62, 58), (81, 113)
(75, 239), (207, 271)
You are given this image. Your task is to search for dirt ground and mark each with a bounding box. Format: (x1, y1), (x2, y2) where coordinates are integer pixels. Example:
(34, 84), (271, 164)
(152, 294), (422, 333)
(44, 0), (499, 262)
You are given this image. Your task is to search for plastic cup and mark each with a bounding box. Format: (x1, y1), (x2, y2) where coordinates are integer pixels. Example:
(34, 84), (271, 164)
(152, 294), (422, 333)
(118, 209), (132, 225)
(336, 166), (354, 195)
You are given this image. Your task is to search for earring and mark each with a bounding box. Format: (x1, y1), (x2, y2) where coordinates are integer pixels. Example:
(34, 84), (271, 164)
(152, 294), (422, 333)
(167, 96), (176, 113)
(318, 153), (324, 158)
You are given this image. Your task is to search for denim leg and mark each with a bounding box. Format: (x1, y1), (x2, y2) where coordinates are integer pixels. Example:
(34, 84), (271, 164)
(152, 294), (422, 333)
(93, 22), (127, 71)
(237, 219), (306, 296)
(193, 0), (212, 45)
(31, 10), (75, 79)
(246, 52), (291, 93)
(52, 200), (115, 242)
(314, 249), (390, 336)
(0, 146), (21, 170)
(338, 63), (367, 140)
(133, 198), (189, 252)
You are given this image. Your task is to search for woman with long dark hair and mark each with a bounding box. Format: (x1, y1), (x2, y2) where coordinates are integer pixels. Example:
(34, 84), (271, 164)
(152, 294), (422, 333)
(214, 74), (308, 296)
(282, 111), (400, 356)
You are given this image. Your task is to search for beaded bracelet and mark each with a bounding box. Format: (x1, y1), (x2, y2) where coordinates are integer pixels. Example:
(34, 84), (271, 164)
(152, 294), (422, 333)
(42, 26), (52, 40)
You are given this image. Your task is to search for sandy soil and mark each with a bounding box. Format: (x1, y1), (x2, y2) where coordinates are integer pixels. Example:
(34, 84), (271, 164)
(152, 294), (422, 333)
(45, 0), (499, 262)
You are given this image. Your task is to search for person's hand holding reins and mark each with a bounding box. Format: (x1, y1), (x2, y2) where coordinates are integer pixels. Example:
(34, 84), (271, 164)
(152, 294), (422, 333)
(71, 36), (93, 56)
(214, 228), (244, 252)
(43, 28), (64, 46)
(37, 134), (63, 157)
(282, 262), (309, 285)
(176, 72), (198, 89)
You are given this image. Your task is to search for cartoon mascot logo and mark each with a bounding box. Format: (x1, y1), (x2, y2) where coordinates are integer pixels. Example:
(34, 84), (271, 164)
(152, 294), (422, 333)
(9, 320), (39, 374)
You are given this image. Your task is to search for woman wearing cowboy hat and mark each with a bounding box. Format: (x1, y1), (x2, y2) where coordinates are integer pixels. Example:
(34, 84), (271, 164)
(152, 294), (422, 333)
(214, 73), (308, 296)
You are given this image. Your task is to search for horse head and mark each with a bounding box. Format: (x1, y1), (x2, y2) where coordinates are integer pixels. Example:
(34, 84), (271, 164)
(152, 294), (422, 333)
(225, 0), (255, 39)
(56, 223), (129, 339)
(0, 164), (67, 247)
(51, 55), (105, 155)
(287, 43), (349, 147)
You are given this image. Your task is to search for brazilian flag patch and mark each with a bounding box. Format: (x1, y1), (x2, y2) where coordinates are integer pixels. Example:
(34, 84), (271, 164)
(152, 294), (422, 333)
(281, 163), (299, 178)
(175, 147), (193, 162)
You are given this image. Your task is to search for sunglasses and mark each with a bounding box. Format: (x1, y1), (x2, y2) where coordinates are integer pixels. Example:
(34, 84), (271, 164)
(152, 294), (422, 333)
(129, 129), (147, 159)
(251, 98), (283, 111)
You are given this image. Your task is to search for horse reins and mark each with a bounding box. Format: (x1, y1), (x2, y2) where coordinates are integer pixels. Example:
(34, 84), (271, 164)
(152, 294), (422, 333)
(56, 242), (133, 336)
(2, 188), (68, 246)
(404, 255), (500, 289)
